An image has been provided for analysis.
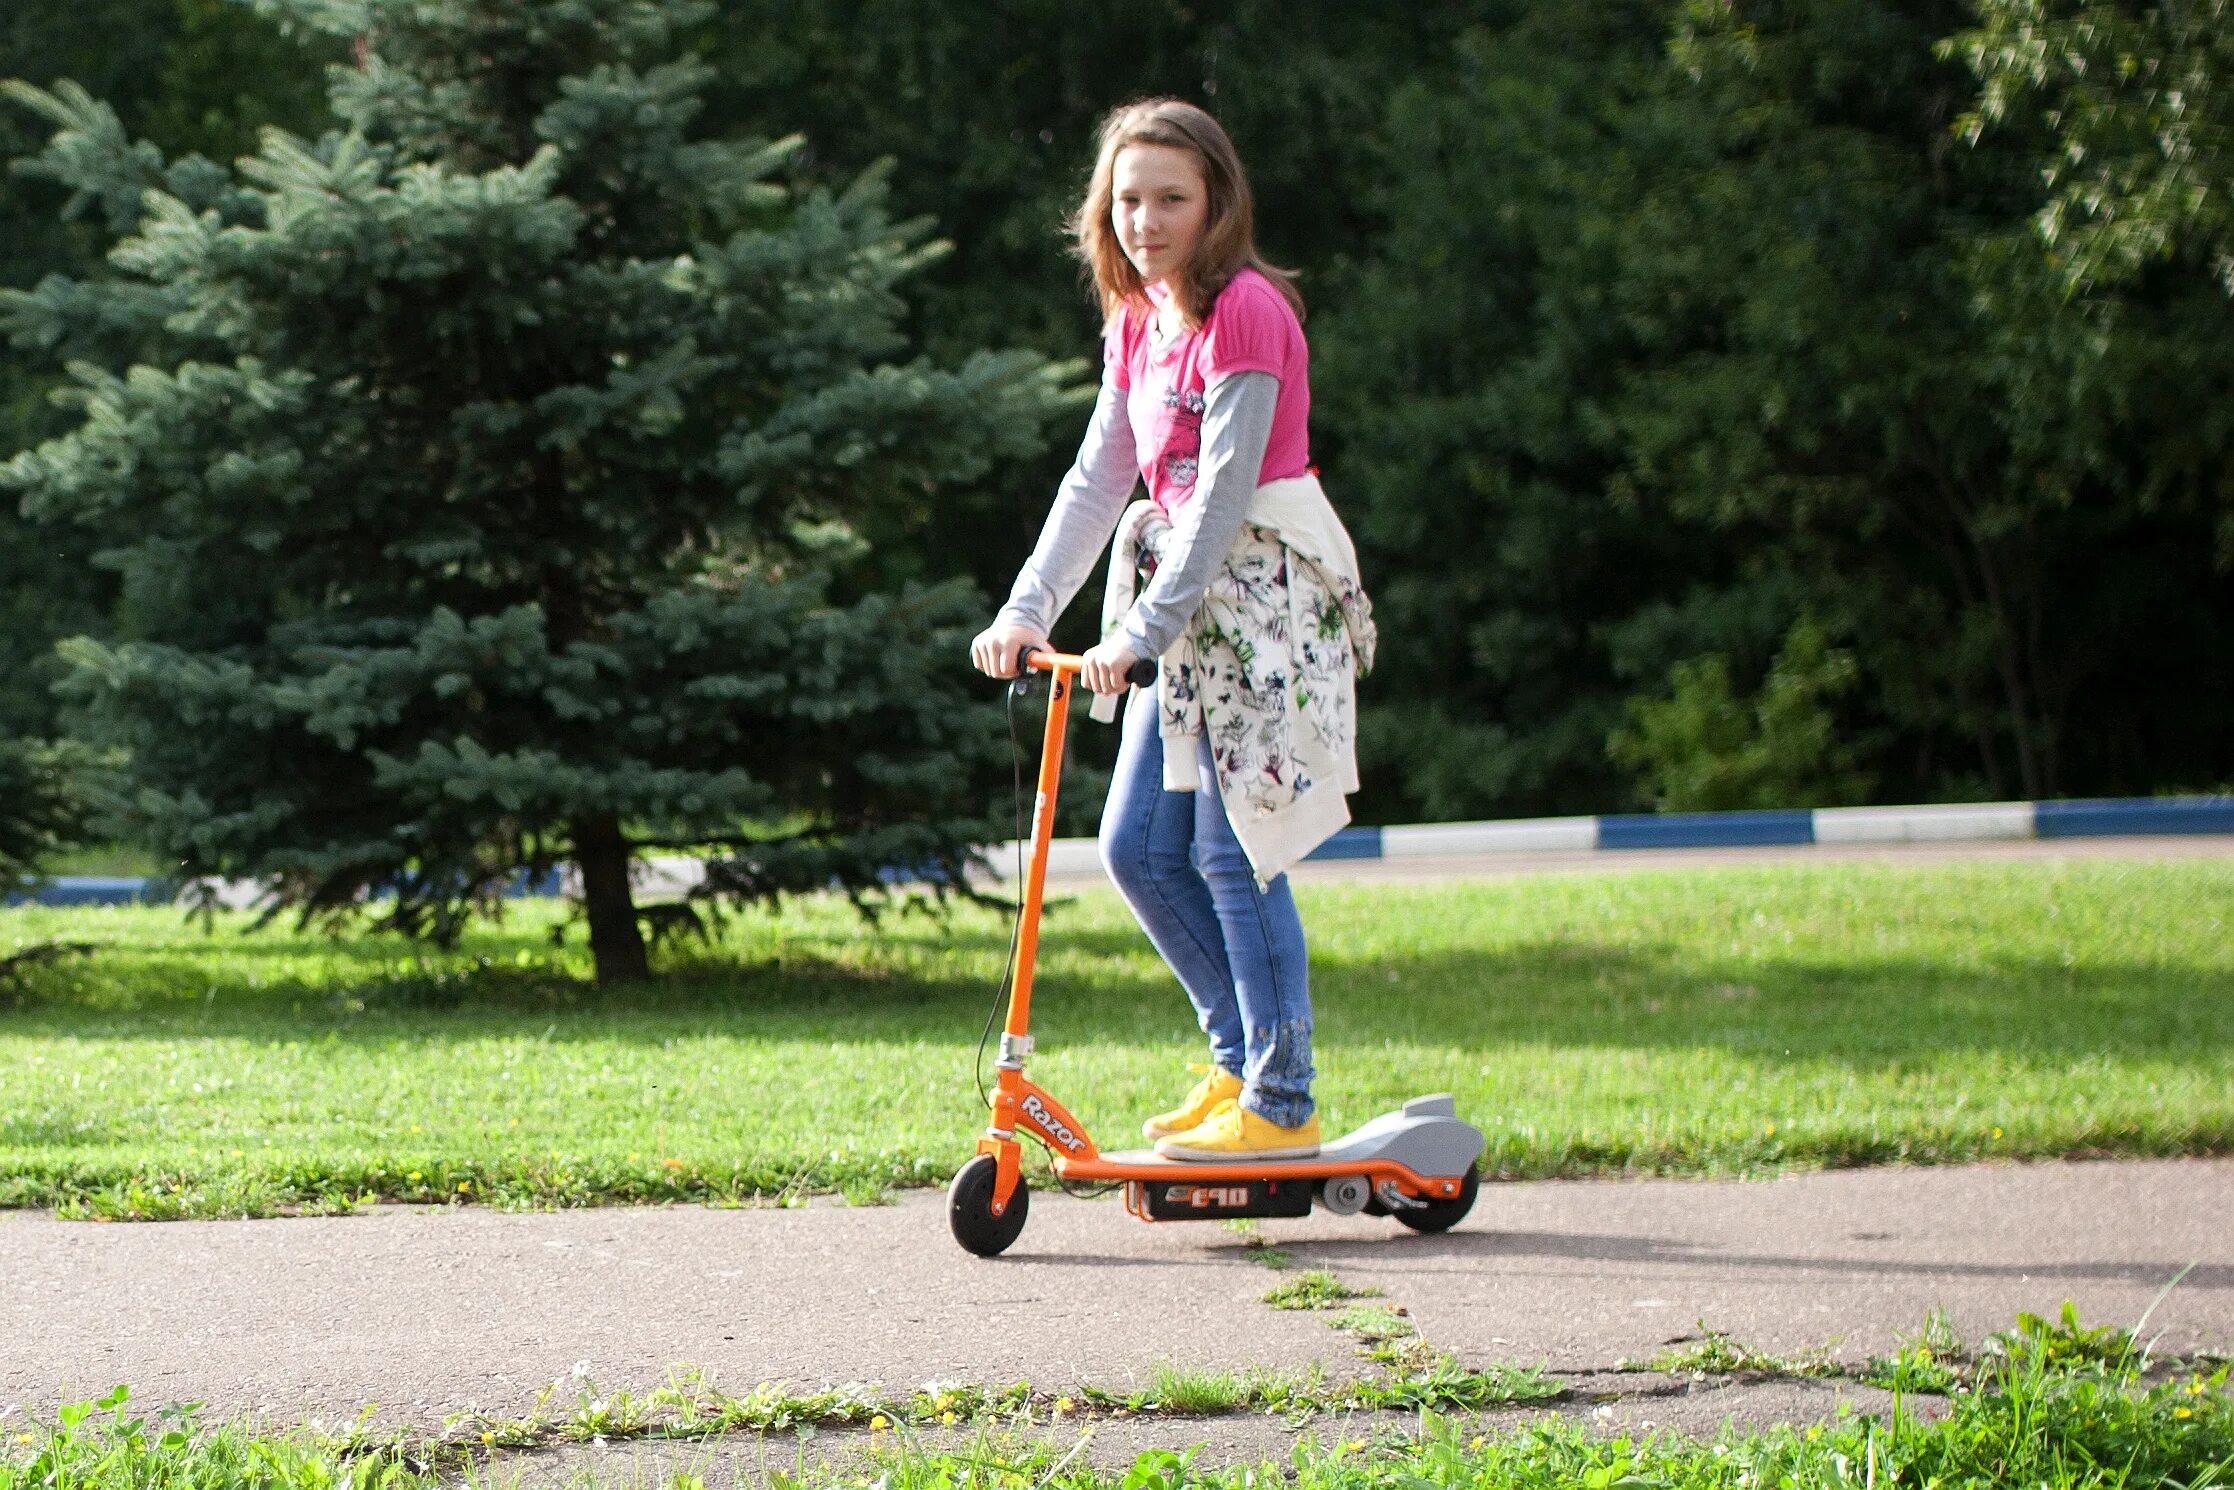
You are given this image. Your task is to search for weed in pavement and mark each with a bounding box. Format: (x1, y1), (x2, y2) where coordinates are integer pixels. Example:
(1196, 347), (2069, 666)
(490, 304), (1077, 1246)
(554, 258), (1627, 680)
(1137, 1366), (1284, 1417)
(1995, 1300), (2140, 1373)
(1218, 1219), (1293, 1271)
(1856, 1307), (1971, 1393)
(1858, 1341), (1962, 1395)
(1262, 1270), (1380, 1311)
(9, 1316), (2226, 1490)
(1348, 1354), (1564, 1413)
(1330, 1305), (1414, 1345)
(1640, 1324), (1843, 1379)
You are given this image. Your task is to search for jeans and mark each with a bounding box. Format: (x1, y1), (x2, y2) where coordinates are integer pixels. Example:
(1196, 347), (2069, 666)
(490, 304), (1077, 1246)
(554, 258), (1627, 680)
(1098, 683), (1316, 1128)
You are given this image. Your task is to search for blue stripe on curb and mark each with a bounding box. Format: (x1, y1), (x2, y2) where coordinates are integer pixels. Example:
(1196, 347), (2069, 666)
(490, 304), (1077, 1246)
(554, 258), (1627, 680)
(512, 867), (566, 897)
(2036, 796), (2234, 838)
(3, 876), (170, 908)
(1304, 826), (1384, 861)
(1599, 809), (1816, 850)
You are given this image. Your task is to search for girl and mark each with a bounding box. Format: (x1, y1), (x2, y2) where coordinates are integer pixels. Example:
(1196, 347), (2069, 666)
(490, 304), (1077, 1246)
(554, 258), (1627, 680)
(969, 98), (1373, 1161)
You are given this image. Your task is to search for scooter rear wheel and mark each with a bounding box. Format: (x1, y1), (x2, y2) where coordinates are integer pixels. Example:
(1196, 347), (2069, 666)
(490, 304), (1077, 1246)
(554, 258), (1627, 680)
(948, 1154), (1029, 1256)
(1394, 1162), (1479, 1234)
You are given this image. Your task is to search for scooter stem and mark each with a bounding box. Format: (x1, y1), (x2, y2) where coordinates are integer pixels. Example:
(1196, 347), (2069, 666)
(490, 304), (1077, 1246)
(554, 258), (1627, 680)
(977, 649), (1081, 1212)
(1002, 648), (1078, 1050)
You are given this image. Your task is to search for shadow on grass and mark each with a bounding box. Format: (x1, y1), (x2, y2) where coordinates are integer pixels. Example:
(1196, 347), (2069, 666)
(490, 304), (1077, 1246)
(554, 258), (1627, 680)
(4, 935), (2231, 1074)
(5, 868), (2234, 1076)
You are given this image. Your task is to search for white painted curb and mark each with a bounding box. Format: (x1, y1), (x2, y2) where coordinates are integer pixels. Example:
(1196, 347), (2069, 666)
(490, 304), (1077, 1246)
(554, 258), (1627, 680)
(1812, 802), (2035, 844)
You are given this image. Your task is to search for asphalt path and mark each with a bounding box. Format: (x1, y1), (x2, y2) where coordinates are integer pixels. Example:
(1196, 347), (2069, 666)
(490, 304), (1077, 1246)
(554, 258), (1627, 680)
(3, 1159), (2225, 1433)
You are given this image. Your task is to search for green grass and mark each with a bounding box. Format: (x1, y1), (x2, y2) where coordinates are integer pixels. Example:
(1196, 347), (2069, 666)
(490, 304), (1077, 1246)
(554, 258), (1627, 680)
(35, 843), (173, 879)
(3, 859), (2232, 1216)
(4, 1327), (2228, 1490)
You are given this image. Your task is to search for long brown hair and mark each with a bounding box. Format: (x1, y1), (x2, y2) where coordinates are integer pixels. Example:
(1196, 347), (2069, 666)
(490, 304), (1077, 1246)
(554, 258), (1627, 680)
(1069, 98), (1304, 334)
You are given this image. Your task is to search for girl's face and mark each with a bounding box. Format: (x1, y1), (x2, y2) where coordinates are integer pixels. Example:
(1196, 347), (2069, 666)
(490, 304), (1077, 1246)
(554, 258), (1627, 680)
(1111, 143), (1209, 287)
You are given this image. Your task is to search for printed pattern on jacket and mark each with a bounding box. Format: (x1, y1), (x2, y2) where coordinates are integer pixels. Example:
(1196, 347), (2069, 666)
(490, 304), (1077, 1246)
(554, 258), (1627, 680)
(1153, 522), (1366, 826)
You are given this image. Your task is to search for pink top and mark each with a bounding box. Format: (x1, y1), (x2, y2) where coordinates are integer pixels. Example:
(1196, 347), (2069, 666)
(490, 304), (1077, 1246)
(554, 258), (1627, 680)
(1103, 267), (1311, 513)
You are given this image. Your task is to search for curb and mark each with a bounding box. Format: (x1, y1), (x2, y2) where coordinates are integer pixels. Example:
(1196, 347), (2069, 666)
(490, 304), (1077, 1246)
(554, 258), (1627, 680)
(12, 795), (2230, 908)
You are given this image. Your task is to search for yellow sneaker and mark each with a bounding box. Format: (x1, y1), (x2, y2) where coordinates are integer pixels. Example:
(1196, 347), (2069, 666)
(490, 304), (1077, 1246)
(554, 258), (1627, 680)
(1154, 1098), (1321, 1161)
(1142, 1064), (1244, 1141)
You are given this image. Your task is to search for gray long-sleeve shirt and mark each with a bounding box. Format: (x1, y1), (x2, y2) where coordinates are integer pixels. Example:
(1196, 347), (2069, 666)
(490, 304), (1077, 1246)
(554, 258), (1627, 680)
(996, 368), (1280, 661)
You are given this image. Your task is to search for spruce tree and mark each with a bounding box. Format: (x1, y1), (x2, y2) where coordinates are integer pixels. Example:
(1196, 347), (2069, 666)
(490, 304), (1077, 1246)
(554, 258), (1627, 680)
(2, 0), (1074, 981)
(0, 740), (81, 894)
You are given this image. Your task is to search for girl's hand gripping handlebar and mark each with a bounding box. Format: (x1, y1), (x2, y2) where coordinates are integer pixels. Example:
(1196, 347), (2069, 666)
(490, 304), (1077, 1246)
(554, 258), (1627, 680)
(1013, 646), (1157, 696)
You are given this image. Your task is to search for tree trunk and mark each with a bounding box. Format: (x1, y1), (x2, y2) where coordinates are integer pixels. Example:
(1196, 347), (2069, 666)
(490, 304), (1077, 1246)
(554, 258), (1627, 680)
(574, 812), (649, 985)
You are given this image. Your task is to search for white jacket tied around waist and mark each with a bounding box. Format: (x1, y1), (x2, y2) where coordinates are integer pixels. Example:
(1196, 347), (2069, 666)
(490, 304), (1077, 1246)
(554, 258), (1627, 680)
(1091, 472), (1378, 888)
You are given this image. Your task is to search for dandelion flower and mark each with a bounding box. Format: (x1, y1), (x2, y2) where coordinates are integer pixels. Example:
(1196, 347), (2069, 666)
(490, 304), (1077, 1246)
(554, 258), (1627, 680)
(869, 1415), (890, 1433)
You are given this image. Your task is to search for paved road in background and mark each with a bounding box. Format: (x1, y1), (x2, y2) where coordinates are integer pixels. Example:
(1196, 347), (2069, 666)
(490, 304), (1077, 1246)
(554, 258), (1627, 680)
(1079, 832), (2234, 887)
(4, 1160), (2225, 1431)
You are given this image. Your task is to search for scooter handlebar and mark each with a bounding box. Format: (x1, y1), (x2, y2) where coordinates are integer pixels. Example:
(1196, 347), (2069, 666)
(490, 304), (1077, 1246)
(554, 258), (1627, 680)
(1015, 647), (1157, 690)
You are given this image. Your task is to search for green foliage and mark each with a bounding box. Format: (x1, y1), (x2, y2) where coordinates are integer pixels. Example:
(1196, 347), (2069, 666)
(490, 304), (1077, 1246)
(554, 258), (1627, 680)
(0, 738), (98, 888)
(2, 0), (1076, 979)
(5, 0), (2234, 861)
(1610, 615), (1872, 812)
(1316, 3), (1696, 821)
(0, 2), (333, 747)
(1326, 0), (2234, 815)
(1951, 0), (2234, 298)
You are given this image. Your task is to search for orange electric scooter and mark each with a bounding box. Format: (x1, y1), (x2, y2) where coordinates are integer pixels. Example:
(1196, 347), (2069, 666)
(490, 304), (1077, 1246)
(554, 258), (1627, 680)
(947, 647), (1484, 1257)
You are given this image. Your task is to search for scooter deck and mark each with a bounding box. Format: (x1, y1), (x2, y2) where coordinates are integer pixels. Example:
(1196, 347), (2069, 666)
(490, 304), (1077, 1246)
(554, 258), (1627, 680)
(1050, 1092), (1481, 1194)
(1053, 1149), (1464, 1195)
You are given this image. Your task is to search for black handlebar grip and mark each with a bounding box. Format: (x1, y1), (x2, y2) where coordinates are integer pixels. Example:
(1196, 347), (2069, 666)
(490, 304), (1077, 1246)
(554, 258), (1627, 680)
(1009, 645), (1047, 697)
(1127, 657), (1158, 688)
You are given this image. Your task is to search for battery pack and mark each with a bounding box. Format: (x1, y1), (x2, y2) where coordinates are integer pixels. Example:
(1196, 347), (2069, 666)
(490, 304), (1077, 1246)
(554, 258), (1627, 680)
(1130, 1176), (1316, 1221)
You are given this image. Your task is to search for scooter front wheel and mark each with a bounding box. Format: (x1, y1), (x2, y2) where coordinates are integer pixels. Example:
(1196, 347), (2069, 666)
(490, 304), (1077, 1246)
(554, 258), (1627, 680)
(1394, 1162), (1479, 1234)
(948, 1154), (1029, 1256)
